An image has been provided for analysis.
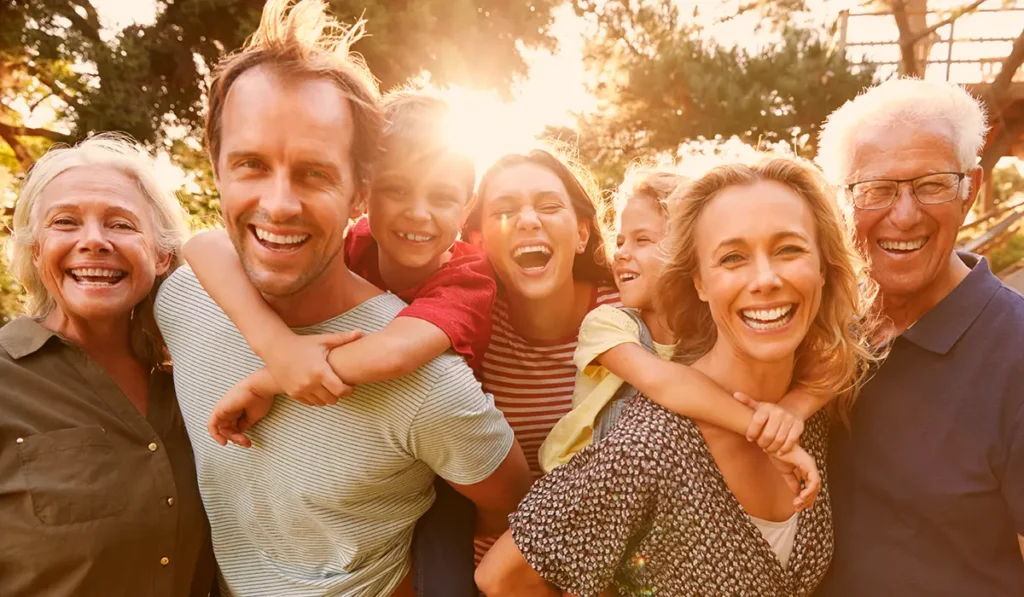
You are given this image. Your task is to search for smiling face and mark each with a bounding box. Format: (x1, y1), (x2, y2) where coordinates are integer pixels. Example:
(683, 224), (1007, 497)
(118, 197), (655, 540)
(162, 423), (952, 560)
(32, 166), (171, 323)
(847, 124), (976, 301)
(368, 153), (473, 270)
(480, 162), (590, 300)
(613, 195), (668, 311)
(215, 67), (362, 297)
(693, 180), (823, 366)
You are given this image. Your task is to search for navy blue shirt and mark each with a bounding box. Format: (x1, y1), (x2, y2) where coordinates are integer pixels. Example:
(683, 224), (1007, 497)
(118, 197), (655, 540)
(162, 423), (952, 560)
(818, 254), (1024, 596)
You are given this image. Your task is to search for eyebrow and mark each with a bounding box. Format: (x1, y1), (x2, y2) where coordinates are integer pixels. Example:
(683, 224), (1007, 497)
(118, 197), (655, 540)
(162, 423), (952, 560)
(715, 230), (811, 250)
(43, 203), (142, 221)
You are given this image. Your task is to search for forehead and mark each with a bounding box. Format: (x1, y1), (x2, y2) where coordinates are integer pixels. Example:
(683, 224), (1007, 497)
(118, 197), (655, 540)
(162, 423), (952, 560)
(378, 151), (473, 189)
(848, 123), (960, 181)
(483, 162), (568, 202)
(219, 67), (355, 165)
(697, 181), (815, 245)
(38, 166), (149, 215)
(619, 195), (665, 231)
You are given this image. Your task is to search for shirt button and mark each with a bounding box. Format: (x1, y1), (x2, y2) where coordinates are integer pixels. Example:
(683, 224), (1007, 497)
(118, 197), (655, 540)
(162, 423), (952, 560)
(166, 497), (175, 507)
(160, 557), (170, 566)
(16, 438), (23, 444)
(148, 442), (158, 452)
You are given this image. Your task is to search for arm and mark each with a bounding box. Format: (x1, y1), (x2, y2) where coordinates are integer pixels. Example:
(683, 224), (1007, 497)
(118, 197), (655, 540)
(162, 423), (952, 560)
(779, 385), (833, 421)
(325, 317), (451, 384)
(476, 531), (561, 597)
(449, 440), (532, 536)
(1019, 535), (1023, 562)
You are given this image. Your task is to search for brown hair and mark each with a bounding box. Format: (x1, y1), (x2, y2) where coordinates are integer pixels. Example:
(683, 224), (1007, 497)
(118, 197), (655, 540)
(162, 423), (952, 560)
(204, 0), (384, 194)
(379, 88), (475, 196)
(657, 156), (880, 423)
(465, 147), (614, 285)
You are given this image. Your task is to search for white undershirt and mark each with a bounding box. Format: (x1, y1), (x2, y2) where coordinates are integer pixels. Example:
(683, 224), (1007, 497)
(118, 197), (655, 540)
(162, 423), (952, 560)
(748, 512), (800, 569)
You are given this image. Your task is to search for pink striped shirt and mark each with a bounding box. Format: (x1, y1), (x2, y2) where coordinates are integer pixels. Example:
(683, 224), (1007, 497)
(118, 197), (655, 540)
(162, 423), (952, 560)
(474, 284), (620, 562)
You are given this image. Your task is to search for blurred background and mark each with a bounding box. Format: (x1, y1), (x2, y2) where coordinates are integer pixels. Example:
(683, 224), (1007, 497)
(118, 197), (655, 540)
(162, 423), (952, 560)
(3, 0), (1024, 323)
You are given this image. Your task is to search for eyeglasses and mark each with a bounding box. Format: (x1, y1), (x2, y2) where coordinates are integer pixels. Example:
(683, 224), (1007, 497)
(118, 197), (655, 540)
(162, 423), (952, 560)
(843, 172), (967, 210)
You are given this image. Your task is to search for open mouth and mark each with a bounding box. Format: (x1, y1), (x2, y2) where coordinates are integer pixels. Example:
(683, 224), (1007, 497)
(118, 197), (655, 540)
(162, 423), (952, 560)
(617, 271), (639, 285)
(512, 244), (553, 271)
(740, 304), (796, 332)
(395, 231), (435, 244)
(252, 226), (310, 251)
(68, 267), (127, 287)
(878, 237), (928, 255)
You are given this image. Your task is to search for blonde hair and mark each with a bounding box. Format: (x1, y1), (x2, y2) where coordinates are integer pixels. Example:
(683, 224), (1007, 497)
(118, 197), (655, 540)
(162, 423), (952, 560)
(6, 133), (189, 369)
(205, 0), (383, 192)
(657, 156), (879, 423)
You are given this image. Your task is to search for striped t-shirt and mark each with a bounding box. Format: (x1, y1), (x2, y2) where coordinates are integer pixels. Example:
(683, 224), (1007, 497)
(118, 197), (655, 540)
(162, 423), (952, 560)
(155, 267), (514, 597)
(473, 284), (620, 561)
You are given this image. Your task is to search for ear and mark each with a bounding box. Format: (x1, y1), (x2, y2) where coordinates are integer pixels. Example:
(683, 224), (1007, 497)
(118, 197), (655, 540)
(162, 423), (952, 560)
(963, 167), (982, 218)
(155, 250), (174, 277)
(693, 275), (708, 303)
(576, 220), (591, 254)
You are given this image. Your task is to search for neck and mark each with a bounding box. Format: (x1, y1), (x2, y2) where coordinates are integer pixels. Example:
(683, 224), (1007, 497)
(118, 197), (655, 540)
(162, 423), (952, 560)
(877, 252), (970, 336)
(43, 308), (133, 362)
(693, 339), (794, 405)
(377, 245), (449, 293)
(641, 307), (675, 346)
(507, 278), (594, 343)
(265, 252), (378, 328)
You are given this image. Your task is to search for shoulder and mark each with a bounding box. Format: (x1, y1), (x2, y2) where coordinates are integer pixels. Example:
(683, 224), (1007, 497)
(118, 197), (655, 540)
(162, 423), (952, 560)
(155, 266), (209, 313)
(594, 285), (621, 308)
(583, 304), (639, 331)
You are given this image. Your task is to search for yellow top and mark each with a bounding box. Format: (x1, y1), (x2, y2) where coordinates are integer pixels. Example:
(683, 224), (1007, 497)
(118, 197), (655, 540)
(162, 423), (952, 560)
(538, 305), (674, 474)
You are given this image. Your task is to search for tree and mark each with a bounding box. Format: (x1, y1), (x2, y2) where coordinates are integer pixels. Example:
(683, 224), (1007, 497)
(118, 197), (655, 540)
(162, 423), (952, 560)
(568, 0), (876, 186)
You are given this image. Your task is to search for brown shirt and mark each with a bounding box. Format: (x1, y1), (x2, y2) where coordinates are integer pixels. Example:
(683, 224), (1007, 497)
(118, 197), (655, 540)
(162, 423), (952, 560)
(0, 317), (215, 597)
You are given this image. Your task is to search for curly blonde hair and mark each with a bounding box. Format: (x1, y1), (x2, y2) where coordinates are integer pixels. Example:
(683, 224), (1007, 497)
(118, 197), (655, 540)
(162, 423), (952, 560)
(657, 156), (879, 423)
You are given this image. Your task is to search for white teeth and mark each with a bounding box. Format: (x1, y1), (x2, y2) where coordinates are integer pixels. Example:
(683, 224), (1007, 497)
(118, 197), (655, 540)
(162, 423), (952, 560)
(618, 272), (638, 282)
(70, 268), (124, 278)
(878, 238), (927, 251)
(741, 304), (794, 322)
(513, 244), (552, 258)
(397, 232), (434, 242)
(254, 228), (309, 245)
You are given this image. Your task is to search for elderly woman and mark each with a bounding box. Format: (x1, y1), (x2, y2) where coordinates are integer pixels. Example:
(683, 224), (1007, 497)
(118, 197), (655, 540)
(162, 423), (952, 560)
(476, 156), (878, 596)
(0, 135), (215, 596)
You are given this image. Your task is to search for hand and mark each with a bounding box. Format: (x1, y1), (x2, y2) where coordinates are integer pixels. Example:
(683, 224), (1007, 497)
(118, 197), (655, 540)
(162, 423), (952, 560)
(768, 445), (821, 511)
(206, 378), (276, 448)
(262, 330), (363, 406)
(734, 392), (805, 454)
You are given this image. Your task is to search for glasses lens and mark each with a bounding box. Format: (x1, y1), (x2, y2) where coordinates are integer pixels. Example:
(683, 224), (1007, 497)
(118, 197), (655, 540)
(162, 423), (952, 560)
(913, 173), (960, 204)
(851, 180), (897, 209)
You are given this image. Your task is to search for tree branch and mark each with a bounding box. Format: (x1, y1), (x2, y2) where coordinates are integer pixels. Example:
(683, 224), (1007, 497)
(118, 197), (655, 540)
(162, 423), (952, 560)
(0, 122), (74, 144)
(987, 26), (1024, 105)
(0, 126), (35, 170)
(23, 62), (79, 109)
(54, 3), (103, 44)
(907, 0), (985, 45)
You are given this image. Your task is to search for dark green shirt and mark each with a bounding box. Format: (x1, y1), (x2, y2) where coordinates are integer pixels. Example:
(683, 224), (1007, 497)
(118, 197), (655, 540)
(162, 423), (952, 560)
(0, 317), (215, 597)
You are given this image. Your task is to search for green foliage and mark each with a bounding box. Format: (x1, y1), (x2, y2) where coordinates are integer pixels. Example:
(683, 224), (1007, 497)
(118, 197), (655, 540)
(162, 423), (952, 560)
(990, 163), (1024, 207)
(988, 230), (1024, 274)
(570, 0), (876, 187)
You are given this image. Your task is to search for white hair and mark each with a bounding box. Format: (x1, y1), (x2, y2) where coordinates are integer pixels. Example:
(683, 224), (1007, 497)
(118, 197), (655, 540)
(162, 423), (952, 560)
(5, 133), (189, 367)
(817, 78), (989, 185)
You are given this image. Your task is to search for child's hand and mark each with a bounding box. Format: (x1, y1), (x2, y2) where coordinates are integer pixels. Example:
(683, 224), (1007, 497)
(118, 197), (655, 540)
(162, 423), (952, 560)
(767, 445), (821, 511)
(734, 392), (804, 454)
(206, 377), (276, 448)
(262, 330), (364, 406)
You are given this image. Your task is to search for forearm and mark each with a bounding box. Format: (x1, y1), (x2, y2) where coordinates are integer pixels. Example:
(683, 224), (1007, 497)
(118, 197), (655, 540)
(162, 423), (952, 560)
(325, 316), (451, 385)
(244, 367), (283, 401)
(1018, 534), (1023, 562)
(779, 386), (832, 420)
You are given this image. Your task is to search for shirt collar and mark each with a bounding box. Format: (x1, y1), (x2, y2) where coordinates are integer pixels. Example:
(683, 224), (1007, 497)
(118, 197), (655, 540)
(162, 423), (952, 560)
(899, 252), (1001, 355)
(0, 317), (60, 360)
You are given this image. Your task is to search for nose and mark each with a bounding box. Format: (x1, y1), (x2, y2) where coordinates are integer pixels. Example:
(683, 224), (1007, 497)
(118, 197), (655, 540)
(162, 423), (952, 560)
(887, 183), (924, 231)
(515, 207), (540, 231)
(77, 220), (113, 254)
(614, 243), (630, 263)
(262, 172), (303, 222)
(751, 253), (783, 294)
(405, 195), (431, 223)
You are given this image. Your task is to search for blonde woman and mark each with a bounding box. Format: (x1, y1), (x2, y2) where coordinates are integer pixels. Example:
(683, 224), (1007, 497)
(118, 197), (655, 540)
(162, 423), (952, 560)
(0, 134), (214, 596)
(477, 157), (877, 597)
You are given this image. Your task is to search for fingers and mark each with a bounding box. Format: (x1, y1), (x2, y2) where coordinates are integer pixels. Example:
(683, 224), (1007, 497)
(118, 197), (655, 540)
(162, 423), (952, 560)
(796, 465), (821, 511)
(733, 391), (757, 408)
(319, 329), (363, 350)
(207, 419), (228, 446)
(756, 414), (783, 450)
(766, 417), (793, 453)
(746, 407), (770, 442)
(780, 420), (804, 454)
(319, 370), (351, 401)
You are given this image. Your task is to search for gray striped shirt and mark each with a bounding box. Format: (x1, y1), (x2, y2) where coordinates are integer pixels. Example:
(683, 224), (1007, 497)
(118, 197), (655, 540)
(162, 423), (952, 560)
(155, 267), (514, 596)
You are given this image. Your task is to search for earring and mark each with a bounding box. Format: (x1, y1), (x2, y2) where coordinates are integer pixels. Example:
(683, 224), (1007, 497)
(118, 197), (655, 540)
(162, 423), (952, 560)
(577, 242), (586, 253)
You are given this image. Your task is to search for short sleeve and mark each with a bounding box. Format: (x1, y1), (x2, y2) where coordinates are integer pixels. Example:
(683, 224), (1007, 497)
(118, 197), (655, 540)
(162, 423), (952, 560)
(1004, 400), (1024, 535)
(408, 358), (514, 485)
(574, 305), (642, 374)
(396, 245), (496, 374)
(510, 431), (662, 596)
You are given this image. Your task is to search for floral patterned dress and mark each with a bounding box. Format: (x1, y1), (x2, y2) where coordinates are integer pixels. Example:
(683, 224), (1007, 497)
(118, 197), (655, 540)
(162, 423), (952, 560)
(509, 395), (833, 597)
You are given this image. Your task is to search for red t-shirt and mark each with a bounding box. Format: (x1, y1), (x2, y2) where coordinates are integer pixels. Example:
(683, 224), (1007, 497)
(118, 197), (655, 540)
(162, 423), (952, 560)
(343, 217), (495, 374)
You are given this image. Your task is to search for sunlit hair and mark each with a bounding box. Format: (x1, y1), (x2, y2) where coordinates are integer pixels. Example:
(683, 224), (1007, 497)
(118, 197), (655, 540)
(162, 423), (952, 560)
(657, 156), (880, 424)
(465, 146), (614, 285)
(380, 87), (475, 197)
(609, 164), (690, 262)
(6, 133), (189, 370)
(205, 0), (383, 193)
(817, 78), (989, 189)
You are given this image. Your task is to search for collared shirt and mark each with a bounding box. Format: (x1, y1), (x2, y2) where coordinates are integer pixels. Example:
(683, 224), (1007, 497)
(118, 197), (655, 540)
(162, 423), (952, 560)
(818, 253), (1024, 596)
(0, 317), (215, 597)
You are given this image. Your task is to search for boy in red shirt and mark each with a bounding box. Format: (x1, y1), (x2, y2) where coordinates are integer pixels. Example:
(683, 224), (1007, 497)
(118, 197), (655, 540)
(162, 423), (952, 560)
(183, 90), (491, 597)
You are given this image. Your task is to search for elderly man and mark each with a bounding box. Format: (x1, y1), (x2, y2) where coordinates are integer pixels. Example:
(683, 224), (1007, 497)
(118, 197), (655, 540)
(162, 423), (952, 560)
(153, 1), (530, 595)
(814, 79), (1024, 595)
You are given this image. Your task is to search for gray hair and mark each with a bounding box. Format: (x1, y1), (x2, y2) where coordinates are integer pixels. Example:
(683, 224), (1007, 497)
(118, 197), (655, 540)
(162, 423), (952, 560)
(817, 78), (989, 186)
(6, 133), (189, 368)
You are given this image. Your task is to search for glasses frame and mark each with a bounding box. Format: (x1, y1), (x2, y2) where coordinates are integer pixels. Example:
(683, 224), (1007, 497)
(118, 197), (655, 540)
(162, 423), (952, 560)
(843, 171), (967, 211)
